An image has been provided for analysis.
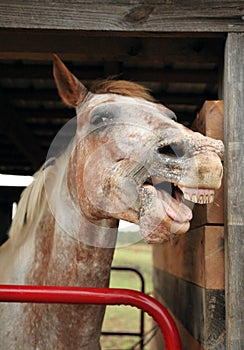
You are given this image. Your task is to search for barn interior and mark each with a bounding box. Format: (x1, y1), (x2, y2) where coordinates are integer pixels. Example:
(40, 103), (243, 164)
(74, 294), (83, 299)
(0, 31), (225, 243)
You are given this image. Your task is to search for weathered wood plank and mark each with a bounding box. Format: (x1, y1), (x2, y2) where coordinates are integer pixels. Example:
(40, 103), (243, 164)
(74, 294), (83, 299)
(153, 268), (226, 349)
(0, 62), (218, 83)
(153, 226), (224, 289)
(191, 100), (224, 227)
(192, 100), (224, 141)
(0, 1), (243, 32)
(0, 30), (224, 63)
(5, 87), (217, 110)
(224, 33), (244, 350)
(153, 291), (204, 350)
(190, 183), (224, 227)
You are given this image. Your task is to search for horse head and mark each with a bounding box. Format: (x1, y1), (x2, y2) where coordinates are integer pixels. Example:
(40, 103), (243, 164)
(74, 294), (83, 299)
(53, 55), (224, 243)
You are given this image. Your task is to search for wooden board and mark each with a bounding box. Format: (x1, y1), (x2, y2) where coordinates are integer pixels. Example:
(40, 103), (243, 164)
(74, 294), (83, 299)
(224, 32), (244, 350)
(191, 100), (224, 227)
(152, 291), (204, 350)
(190, 180), (224, 227)
(153, 226), (224, 289)
(0, 30), (224, 62)
(0, 1), (243, 32)
(192, 100), (224, 141)
(153, 269), (226, 349)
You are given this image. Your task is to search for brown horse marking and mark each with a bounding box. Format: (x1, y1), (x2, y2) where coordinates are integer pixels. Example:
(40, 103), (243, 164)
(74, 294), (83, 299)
(0, 55), (224, 349)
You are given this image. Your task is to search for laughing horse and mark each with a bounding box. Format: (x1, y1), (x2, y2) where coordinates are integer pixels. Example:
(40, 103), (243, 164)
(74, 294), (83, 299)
(0, 55), (224, 349)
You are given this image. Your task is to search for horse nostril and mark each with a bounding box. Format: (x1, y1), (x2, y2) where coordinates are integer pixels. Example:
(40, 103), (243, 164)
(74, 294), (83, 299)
(157, 142), (185, 158)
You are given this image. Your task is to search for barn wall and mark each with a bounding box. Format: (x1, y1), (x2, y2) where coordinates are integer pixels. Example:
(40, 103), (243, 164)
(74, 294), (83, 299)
(152, 101), (225, 349)
(0, 1), (243, 33)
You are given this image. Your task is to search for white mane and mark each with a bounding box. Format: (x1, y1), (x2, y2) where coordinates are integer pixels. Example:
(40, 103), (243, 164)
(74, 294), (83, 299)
(8, 159), (58, 244)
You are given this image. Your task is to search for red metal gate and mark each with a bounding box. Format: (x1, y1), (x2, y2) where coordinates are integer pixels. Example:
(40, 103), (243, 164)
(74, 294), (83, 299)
(0, 285), (182, 349)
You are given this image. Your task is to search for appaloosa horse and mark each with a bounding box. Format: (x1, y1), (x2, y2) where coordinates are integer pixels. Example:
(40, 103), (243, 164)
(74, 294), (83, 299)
(0, 55), (224, 349)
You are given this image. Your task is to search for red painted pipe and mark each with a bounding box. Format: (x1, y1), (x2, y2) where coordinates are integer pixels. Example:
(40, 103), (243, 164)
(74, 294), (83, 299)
(0, 285), (181, 350)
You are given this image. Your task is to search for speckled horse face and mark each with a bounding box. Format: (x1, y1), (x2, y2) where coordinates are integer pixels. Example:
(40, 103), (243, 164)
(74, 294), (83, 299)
(53, 55), (224, 243)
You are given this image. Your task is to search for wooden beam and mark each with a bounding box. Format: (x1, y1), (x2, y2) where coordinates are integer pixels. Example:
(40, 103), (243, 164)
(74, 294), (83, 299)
(224, 33), (244, 350)
(0, 62), (104, 80)
(6, 87), (216, 107)
(0, 30), (224, 63)
(0, 62), (219, 83)
(0, 1), (243, 32)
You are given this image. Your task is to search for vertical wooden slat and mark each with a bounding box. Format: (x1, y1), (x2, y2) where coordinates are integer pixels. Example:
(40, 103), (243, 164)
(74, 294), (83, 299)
(224, 33), (244, 350)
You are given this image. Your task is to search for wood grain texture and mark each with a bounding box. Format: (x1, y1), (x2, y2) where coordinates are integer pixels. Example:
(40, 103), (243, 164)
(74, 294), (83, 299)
(192, 100), (224, 141)
(224, 33), (244, 350)
(153, 291), (204, 350)
(153, 226), (224, 289)
(0, 30), (224, 62)
(190, 182), (224, 227)
(153, 269), (226, 349)
(191, 100), (224, 227)
(0, 1), (243, 32)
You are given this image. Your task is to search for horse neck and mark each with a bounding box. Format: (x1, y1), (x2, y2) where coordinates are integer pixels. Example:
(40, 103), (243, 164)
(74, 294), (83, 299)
(26, 155), (119, 288)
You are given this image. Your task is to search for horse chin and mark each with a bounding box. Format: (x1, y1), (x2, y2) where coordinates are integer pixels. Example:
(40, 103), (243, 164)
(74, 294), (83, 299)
(140, 220), (190, 244)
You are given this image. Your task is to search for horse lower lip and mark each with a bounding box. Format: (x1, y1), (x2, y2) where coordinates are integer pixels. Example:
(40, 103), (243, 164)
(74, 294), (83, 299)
(142, 183), (193, 224)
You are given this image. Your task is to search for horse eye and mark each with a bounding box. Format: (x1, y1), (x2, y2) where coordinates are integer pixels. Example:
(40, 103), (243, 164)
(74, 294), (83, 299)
(90, 112), (114, 126)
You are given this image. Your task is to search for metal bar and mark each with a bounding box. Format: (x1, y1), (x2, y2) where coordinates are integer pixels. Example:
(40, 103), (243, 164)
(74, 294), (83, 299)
(0, 285), (182, 350)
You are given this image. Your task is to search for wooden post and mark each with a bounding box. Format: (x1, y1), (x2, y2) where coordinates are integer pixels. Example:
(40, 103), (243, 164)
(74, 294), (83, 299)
(224, 33), (244, 350)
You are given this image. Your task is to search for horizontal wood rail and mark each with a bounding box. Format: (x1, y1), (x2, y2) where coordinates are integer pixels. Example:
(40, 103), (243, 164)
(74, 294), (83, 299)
(0, 284), (181, 350)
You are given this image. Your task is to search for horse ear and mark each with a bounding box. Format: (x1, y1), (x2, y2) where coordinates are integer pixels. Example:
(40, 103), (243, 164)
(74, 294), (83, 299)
(53, 54), (88, 107)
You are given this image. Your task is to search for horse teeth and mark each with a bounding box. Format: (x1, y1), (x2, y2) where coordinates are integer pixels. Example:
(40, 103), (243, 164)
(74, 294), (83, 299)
(183, 193), (191, 201)
(180, 186), (215, 204)
(209, 194), (215, 203)
(199, 195), (204, 204)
